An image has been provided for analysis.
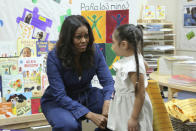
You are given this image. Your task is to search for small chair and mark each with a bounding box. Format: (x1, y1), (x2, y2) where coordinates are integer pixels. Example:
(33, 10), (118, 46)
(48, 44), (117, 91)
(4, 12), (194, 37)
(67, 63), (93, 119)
(146, 80), (173, 131)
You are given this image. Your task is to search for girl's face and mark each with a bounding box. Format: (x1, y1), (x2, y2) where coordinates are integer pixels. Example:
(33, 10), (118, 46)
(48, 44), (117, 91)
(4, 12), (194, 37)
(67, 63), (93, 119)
(73, 25), (89, 53)
(111, 33), (125, 56)
(22, 48), (31, 57)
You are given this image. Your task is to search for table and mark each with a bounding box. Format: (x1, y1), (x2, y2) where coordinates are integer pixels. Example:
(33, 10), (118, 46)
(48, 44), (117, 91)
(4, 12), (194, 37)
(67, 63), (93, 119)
(0, 113), (48, 129)
(149, 72), (196, 100)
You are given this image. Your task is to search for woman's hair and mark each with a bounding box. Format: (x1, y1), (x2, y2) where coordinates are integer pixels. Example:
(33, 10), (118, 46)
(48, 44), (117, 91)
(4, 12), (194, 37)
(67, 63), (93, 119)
(56, 15), (94, 72)
(113, 24), (144, 86)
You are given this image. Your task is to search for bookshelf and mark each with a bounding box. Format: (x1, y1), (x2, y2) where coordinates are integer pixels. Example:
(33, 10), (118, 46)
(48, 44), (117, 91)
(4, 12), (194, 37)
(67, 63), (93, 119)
(137, 19), (176, 77)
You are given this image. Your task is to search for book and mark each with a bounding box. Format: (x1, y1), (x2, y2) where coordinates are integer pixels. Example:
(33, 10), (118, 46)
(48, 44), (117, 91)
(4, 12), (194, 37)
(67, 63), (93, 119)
(6, 92), (32, 116)
(31, 97), (41, 114)
(168, 75), (196, 86)
(18, 57), (44, 97)
(17, 39), (37, 57)
(36, 41), (49, 57)
(2, 74), (24, 98)
(0, 58), (19, 75)
(0, 102), (15, 119)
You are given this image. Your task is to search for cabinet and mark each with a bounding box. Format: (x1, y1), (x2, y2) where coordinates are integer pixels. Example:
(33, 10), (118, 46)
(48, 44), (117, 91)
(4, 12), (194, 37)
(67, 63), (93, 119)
(137, 20), (176, 76)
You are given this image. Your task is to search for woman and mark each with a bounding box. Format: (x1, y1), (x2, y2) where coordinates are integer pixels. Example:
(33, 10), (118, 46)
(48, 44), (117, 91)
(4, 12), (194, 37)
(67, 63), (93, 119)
(41, 15), (114, 131)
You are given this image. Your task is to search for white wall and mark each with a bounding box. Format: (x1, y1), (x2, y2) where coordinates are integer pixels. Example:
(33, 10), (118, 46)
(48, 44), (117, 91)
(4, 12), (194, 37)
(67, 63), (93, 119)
(146, 0), (196, 59)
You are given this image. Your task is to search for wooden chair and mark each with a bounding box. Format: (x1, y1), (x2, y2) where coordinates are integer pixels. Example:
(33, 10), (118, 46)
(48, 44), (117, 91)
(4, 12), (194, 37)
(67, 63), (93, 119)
(146, 80), (173, 131)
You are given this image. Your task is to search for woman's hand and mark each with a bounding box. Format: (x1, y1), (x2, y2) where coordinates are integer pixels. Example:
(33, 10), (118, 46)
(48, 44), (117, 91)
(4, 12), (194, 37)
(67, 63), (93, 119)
(85, 112), (107, 129)
(128, 117), (139, 131)
(102, 100), (110, 117)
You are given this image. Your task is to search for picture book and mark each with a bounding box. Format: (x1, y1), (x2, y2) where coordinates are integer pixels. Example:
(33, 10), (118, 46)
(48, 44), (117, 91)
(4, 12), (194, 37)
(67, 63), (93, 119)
(41, 73), (49, 94)
(17, 39), (37, 57)
(6, 92), (32, 116)
(18, 57), (43, 97)
(0, 102), (15, 119)
(48, 41), (56, 51)
(36, 41), (49, 57)
(0, 57), (19, 75)
(31, 97), (41, 114)
(2, 74), (24, 98)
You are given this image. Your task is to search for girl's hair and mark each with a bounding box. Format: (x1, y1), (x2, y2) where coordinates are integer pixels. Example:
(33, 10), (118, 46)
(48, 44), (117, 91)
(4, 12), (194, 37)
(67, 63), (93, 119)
(114, 24), (144, 88)
(56, 15), (94, 72)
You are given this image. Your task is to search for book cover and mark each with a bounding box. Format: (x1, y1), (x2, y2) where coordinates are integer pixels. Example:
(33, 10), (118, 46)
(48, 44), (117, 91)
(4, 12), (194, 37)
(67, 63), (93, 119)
(18, 57), (43, 97)
(31, 97), (41, 114)
(2, 74), (24, 98)
(6, 92), (32, 116)
(41, 73), (49, 94)
(0, 102), (15, 119)
(48, 41), (56, 51)
(36, 41), (49, 57)
(0, 58), (19, 75)
(17, 39), (37, 57)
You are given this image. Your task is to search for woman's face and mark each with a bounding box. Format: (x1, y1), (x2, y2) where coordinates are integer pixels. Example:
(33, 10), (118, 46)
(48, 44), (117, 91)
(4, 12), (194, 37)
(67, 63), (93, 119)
(73, 25), (89, 53)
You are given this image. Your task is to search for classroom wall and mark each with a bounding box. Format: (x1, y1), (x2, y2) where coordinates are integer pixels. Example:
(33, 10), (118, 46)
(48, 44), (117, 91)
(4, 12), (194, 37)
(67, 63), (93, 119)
(146, 0), (196, 59)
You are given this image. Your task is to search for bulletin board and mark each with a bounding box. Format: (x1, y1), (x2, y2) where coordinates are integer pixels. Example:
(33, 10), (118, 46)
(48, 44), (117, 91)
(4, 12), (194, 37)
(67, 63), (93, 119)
(0, 0), (146, 56)
(176, 0), (196, 51)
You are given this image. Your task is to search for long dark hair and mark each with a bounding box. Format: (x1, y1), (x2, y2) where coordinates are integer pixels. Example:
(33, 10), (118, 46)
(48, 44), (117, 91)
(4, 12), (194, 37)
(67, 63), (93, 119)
(56, 15), (94, 72)
(114, 24), (144, 89)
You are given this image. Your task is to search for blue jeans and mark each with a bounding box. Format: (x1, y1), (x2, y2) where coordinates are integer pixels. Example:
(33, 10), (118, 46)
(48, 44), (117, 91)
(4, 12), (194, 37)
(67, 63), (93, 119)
(41, 87), (111, 131)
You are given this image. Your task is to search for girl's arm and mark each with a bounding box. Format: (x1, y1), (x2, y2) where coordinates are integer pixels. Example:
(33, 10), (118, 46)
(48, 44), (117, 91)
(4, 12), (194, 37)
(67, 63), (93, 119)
(128, 72), (145, 131)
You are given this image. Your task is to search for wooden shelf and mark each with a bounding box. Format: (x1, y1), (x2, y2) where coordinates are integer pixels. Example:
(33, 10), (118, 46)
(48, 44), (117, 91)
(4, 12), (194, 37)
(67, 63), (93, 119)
(0, 113), (48, 129)
(138, 21), (176, 76)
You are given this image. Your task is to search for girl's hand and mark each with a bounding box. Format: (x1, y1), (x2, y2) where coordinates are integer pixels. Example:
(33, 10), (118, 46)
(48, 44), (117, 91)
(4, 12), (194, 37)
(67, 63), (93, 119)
(128, 117), (139, 131)
(85, 112), (107, 129)
(102, 100), (110, 117)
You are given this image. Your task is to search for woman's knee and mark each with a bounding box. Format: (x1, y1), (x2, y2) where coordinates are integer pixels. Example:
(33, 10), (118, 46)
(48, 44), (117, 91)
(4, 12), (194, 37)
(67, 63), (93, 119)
(52, 118), (81, 131)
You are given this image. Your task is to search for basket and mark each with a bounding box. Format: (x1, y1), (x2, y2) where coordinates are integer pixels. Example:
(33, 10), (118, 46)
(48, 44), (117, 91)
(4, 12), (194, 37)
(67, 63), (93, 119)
(170, 115), (196, 131)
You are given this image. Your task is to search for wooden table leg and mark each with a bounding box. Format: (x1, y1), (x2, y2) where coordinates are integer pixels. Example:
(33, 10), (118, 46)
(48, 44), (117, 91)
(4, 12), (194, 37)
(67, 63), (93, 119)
(168, 88), (180, 101)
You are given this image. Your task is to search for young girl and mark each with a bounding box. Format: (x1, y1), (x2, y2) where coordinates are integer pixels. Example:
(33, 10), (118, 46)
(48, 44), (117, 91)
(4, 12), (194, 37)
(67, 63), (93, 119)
(107, 24), (153, 131)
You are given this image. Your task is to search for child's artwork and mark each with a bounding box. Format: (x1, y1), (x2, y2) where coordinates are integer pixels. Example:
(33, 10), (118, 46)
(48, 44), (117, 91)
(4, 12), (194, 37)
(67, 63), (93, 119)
(186, 31), (195, 40)
(58, 9), (72, 32)
(0, 58), (19, 75)
(95, 43), (106, 58)
(36, 41), (49, 57)
(6, 92), (32, 116)
(16, 7), (53, 40)
(53, 0), (61, 3)
(0, 19), (3, 27)
(184, 5), (196, 27)
(0, 102), (14, 119)
(31, 97), (41, 114)
(17, 39), (37, 57)
(105, 43), (121, 75)
(82, 11), (106, 43)
(2, 74), (24, 98)
(106, 10), (129, 43)
(142, 5), (156, 19)
(17, 21), (34, 39)
(156, 5), (166, 19)
(18, 57), (43, 97)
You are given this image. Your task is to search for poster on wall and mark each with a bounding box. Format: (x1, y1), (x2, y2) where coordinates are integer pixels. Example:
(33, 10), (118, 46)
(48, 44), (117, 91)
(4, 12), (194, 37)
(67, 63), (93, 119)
(106, 10), (129, 43)
(82, 10), (106, 43)
(184, 5), (196, 27)
(16, 7), (53, 40)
